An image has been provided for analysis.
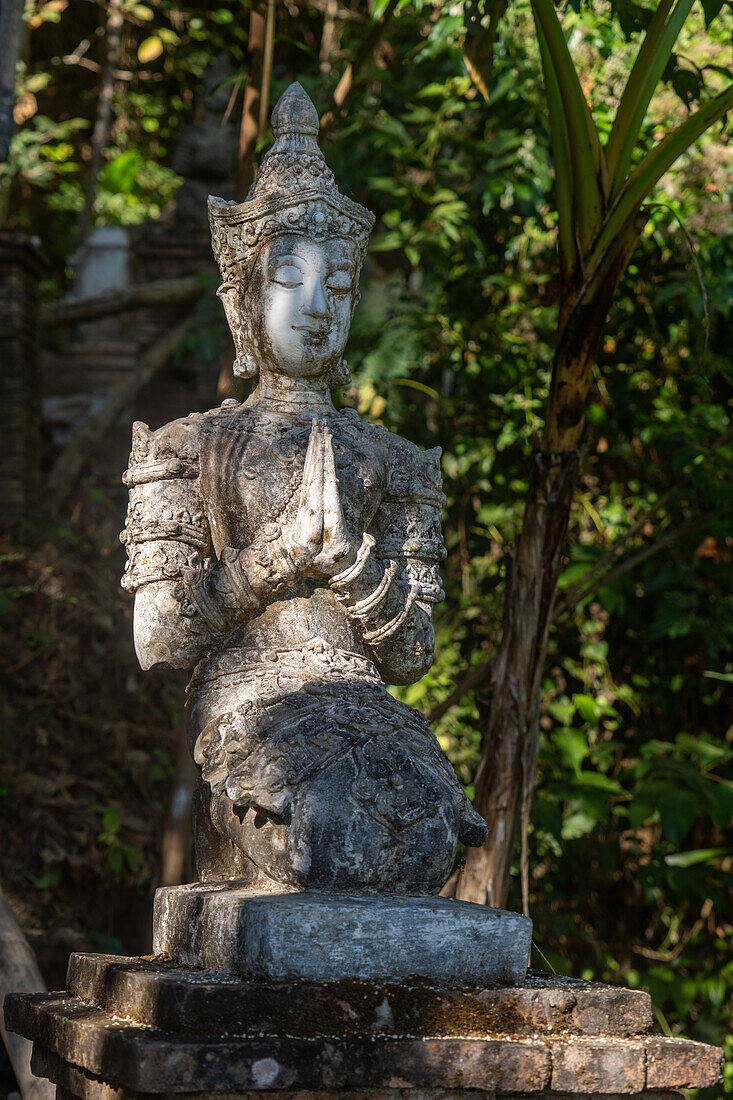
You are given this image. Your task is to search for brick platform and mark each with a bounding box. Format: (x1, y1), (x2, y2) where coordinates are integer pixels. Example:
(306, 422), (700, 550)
(4, 953), (722, 1099)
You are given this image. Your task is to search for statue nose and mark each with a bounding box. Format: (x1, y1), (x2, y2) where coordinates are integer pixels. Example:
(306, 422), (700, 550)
(302, 276), (328, 318)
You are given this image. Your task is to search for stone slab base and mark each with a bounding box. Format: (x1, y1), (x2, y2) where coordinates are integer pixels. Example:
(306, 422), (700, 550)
(153, 885), (533, 985)
(4, 953), (722, 1098)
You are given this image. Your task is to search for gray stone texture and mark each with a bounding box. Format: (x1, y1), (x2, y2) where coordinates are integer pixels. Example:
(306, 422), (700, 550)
(121, 83), (487, 898)
(152, 887), (532, 985)
(4, 954), (721, 1097)
(64, 953), (654, 1040)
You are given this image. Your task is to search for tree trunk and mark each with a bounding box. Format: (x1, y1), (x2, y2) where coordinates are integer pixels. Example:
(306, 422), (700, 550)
(455, 445), (579, 905)
(0, 0), (25, 164)
(455, 283), (619, 907)
(0, 886), (55, 1100)
(74, 0), (124, 249)
(235, 0), (267, 203)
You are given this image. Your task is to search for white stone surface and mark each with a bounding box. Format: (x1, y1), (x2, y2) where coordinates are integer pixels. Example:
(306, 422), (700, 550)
(71, 225), (129, 298)
(153, 884), (532, 985)
(121, 82), (489, 894)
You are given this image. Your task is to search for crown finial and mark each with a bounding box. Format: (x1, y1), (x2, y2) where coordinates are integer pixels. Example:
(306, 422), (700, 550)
(271, 82), (319, 139)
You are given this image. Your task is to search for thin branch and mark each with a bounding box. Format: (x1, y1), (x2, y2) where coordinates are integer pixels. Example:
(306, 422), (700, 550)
(428, 655), (494, 725)
(319, 0), (399, 135)
(54, 54), (134, 81)
(221, 74), (243, 127)
(42, 275), (204, 329)
(429, 503), (730, 725)
(564, 507), (731, 609)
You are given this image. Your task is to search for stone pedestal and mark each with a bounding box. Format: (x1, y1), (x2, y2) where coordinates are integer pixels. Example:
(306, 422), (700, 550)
(4, 951), (722, 1099)
(153, 885), (532, 985)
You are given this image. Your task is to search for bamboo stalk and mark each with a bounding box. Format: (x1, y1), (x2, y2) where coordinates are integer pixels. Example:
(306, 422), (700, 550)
(258, 0), (276, 137)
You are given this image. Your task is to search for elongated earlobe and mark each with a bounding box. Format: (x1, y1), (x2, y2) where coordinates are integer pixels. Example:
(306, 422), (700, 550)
(329, 358), (351, 386)
(233, 352), (258, 379)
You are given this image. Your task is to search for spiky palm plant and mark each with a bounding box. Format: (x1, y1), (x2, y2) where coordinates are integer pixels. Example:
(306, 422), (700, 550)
(457, 0), (732, 907)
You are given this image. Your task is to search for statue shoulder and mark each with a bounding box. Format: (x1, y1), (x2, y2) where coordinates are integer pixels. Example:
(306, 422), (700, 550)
(373, 429), (446, 568)
(122, 412), (205, 488)
(338, 410), (443, 502)
(383, 431), (445, 507)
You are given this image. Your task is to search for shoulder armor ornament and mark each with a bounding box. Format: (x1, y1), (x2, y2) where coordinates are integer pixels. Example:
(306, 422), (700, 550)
(387, 439), (446, 508)
(122, 420), (200, 488)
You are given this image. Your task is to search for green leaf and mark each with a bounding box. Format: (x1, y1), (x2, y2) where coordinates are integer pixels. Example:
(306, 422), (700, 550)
(32, 869), (61, 890)
(660, 787), (699, 845)
(102, 807), (121, 836)
(577, 772), (625, 793)
(665, 848), (730, 867)
(138, 36), (163, 63)
(536, 24), (577, 281)
(530, 0), (607, 249)
(606, 0), (695, 195)
(573, 693), (600, 724)
(562, 809), (598, 839)
(556, 727), (588, 775)
(593, 84), (733, 263)
(101, 150), (141, 194)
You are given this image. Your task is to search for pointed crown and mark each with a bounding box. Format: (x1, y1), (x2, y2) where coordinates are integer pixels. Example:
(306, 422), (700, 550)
(208, 83), (375, 292)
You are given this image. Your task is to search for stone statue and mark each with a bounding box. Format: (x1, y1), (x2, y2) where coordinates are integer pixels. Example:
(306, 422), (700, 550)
(121, 82), (487, 896)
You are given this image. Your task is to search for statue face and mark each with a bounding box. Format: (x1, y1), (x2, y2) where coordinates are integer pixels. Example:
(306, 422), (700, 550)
(253, 234), (358, 378)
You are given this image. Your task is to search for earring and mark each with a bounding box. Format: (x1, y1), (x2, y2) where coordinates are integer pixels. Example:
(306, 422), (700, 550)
(233, 351), (258, 379)
(329, 358), (351, 386)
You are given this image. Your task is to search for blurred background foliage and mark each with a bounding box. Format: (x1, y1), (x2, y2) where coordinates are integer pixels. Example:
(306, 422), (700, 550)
(0, 0), (731, 1090)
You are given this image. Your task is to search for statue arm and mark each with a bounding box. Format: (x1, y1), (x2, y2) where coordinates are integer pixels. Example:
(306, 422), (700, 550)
(330, 545), (439, 685)
(121, 420), (303, 671)
(124, 511), (303, 671)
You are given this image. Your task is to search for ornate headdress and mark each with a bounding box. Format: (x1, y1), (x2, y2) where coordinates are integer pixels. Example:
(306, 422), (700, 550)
(208, 82), (375, 378)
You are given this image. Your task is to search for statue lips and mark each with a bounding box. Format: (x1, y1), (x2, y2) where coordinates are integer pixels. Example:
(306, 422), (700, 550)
(292, 323), (330, 345)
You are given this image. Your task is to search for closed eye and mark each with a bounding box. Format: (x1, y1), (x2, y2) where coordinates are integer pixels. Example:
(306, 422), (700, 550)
(326, 270), (353, 294)
(272, 264), (304, 288)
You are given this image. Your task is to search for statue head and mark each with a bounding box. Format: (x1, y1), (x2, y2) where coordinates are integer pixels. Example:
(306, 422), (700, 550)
(208, 83), (375, 385)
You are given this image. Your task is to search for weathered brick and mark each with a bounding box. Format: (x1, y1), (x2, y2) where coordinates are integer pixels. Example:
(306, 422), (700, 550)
(645, 1036), (723, 1089)
(551, 1038), (646, 1093)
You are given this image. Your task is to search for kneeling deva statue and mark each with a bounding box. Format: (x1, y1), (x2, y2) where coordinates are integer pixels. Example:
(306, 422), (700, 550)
(121, 82), (487, 897)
